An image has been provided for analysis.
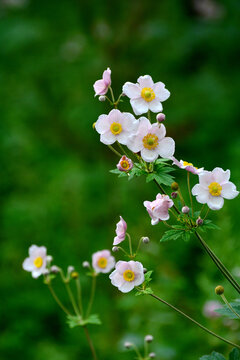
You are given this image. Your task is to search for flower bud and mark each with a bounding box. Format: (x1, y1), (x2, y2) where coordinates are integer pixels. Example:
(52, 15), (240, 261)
(182, 206), (190, 214)
(124, 342), (132, 349)
(156, 113), (165, 123)
(50, 265), (59, 274)
(144, 335), (154, 343)
(171, 182), (179, 191)
(149, 352), (156, 358)
(99, 95), (106, 102)
(71, 271), (79, 279)
(112, 246), (119, 252)
(82, 261), (90, 268)
(196, 217), (203, 226)
(171, 192), (178, 199)
(143, 268), (148, 274)
(42, 269), (50, 275)
(142, 237), (150, 244)
(215, 285), (224, 295)
(67, 266), (75, 274)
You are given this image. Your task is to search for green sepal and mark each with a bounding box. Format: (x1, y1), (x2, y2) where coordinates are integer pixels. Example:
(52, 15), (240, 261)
(66, 314), (101, 328)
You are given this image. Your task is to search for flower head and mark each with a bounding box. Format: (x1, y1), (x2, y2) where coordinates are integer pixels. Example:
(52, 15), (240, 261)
(172, 157), (204, 175)
(144, 194), (174, 225)
(192, 167), (239, 210)
(92, 250), (115, 274)
(22, 245), (51, 278)
(117, 155), (133, 172)
(93, 67), (111, 96)
(127, 117), (175, 162)
(109, 260), (144, 293)
(122, 75), (170, 115)
(95, 109), (138, 146)
(113, 216), (127, 246)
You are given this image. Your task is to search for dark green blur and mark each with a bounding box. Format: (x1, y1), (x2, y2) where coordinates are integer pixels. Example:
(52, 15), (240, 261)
(0, 0), (240, 359)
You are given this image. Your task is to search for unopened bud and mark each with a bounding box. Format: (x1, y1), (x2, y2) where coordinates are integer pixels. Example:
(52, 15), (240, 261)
(196, 217), (203, 226)
(42, 269), (50, 275)
(142, 237), (150, 244)
(149, 352), (156, 358)
(71, 271), (79, 279)
(156, 113), (165, 123)
(215, 285), (224, 295)
(145, 335), (154, 343)
(182, 206), (190, 214)
(124, 342), (132, 349)
(171, 182), (179, 191)
(50, 265), (59, 274)
(171, 192), (178, 199)
(67, 266), (75, 274)
(112, 246), (119, 252)
(82, 261), (90, 268)
(99, 95), (106, 102)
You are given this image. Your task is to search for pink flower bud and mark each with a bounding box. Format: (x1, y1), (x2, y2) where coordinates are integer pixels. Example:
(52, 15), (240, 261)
(156, 113), (165, 123)
(145, 335), (154, 343)
(142, 237), (150, 244)
(99, 95), (106, 102)
(182, 206), (190, 214)
(196, 217), (203, 226)
(149, 352), (156, 358)
(124, 342), (132, 349)
(112, 246), (119, 252)
(171, 192), (178, 199)
(82, 261), (90, 268)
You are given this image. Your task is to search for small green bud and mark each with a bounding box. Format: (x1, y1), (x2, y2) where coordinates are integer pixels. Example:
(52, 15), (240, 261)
(215, 285), (224, 295)
(71, 271), (79, 279)
(171, 182), (179, 191)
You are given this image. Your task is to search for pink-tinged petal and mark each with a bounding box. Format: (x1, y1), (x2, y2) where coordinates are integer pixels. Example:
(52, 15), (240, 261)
(153, 82), (170, 101)
(221, 182), (239, 199)
(121, 112), (138, 131)
(100, 131), (116, 145)
(212, 168), (230, 184)
(128, 260), (143, 272)
(122, 82), (141, 98)
(192, 184), (202, 196)
(130, 98), (149, 115)
(95, 114), (108, 134)
(207, 196), (224, 210)
(157, 137), (175, 158)
(172, 157), (183, 169)
(109, 271), (125, 287)
(196, 191), (210, 204)
(115, 261), (129, 274)
(108, 109), (122, 123)
(29, 245), (38, 256)
(22, 258), (34, 271)
(199, 171), (213, 188)
(116, 132), (130, 145)
(93, 79), (108, 96)
(141, 148), (158, 162)
(148, 99), (163, 113)
(119, 281), (135, 293)
(151, 218), (160, 225)
(101, 250), (111, 258)
(137, 75), (154, 88)
(102, 67), (111, 86)
(102, 256), (115, 273)
(151, 123), (166, 139)
(133, 272), (145, 286)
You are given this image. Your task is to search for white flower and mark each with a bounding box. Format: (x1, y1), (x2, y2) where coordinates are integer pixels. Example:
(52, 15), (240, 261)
(192, 167), (239, 210)
(22, 245), (51, 278)
(92, 250), (115, 274)
(122, 75), (170, 115)
(127, 117), (175, 162)
(172, 157), (204, 175)
(95, 109), (138, 145)
(109, 260), (145, 293)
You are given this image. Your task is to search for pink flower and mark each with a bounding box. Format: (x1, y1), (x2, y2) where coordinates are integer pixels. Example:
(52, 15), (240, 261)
(192, 167), (239, 210)
(22, 245), (52, 278)
(95, 109), (138, 145)
(172, 157), (204, 175)
(93, 67), (111, 96)
(92, 250), (115, 274)
(109, 260), (145, 293)
(203, 301), (221, 318)
(113, 216), (127, 246)
(122, 75), (170, 115)
(127, 117), (175, 162)
(117, 155), (133, 172)
(144, 194), (174, 225)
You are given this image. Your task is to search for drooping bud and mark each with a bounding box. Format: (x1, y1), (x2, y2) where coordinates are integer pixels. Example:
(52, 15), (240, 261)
(156, 113), (165, 123)
(149, 352), (156, 358)
(99, 95), (106, 102)
(112, 246), (119, 252)
(171, 182), (179, 191)
(117, 155), (133, 172)
(144, 335), (154, 343)
(50, 265), (60, 274)
(71, 271), (79, 279)
(124, 342), (132, 349)
(143, 268), (148, 274)
(215, 285), (224, 295)
(182, 206), (190, 214)
(142, 237), (150, 244)
(82, 261), (90, 268)
(171, 192), (178, 199)
(196, 217), (203, 226)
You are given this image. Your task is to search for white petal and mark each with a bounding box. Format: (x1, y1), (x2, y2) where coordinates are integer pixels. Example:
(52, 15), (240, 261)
(95, 114), (108, 134)
(199, 171), (213, 188)
(116, 132), (130, 145)
(127, 134), (143, 153)
(108, 109), (122, 123)
(196, 190), (210, 204)
(141, 148), (158, 162)
(133, 273), (145, 287)
(207, 196), (224, 210)
(119, 281), (135, 293)
(122, 82), (141, 98)
(157, 137), (175, 158)
(130, 98), (148, 115)
(22, 258), (34, 271)
(221, 182), (239, 199)
(192, 184), (201, 196)
(212, 168), (230, 184)
(151, 218), (160, 225)
(32, 269), (43, 278)
(122, 112), (138, 131)
(100, 131), (116, 145)
(148, 99), (163, 113)
(29, 245), (38, 256)
(137, 75), (154, 88)
(152, 123), (166, 139)
(153, 82), (170, 101)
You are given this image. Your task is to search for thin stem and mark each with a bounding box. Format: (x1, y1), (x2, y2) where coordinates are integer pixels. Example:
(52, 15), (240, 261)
(153, 179), (180, 215)
(163, 221), (174, 229)
(203, 208), (210, 220)
(147, 109), (151, 122)
(117, 246), (130, 257)
(109, 86), (115, 104)
(144, 340), (149, 358)
(76, 278), (84, 316)
(65, 282), (81, 316)
(108, 145), (122, 157)
(126, 232), (133, 256)
(86, 275), (97, 318)
(150, 293), (240, 349)
(199, 204), (205, 217)
(177, 187), (185, 206)
(187, 172), (194, 215)
(83, 325), (98, 360)
(132, 344), (143, 360)
(221, 294), (240, 320)
(135, 237), (143, 256)
(47, 283), (71, 316)
(117, 142), (129, 157)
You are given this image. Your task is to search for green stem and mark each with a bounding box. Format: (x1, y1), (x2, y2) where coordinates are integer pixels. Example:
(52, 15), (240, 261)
(187, 172), (193, 215)
(108, 145), (122, 157)
(126, 232), (133, 256)
(203, 208), (210, 220)
(132, 344), (143, 360)
(135, 237), (143, 256)
(76, 278), (84, 316)
(153, 179), (180, 215)
(47, 283), (71, 316)
(221, 294), (240, 320)
(116, 246), (130, 257)
(86, 275), (97, 318)
(150, 293), (240, 349)
(83, 325), (98, 360)
(109, 86), (115, 104)
(65, 282), (81, 316)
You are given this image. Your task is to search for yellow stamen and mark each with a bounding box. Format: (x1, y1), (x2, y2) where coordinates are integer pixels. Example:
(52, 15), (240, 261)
(110, 122), (122, 135)
(120, 160), (130, 170)
(123, 269), (135, 282)
(143, 133), (159, 150)
(34, 257), (43, 268)
(141, 87), (155, 102)
(208, 182), (222, 197)
(97, 257), (107, 269)
(183, 161), (198, 169)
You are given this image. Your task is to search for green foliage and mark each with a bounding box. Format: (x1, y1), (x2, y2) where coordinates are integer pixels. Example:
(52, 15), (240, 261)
(135, 271), (153, 296)
(198, 220), (221, 232)
(67, 314), (101, 328)
(215, 300), (240, 319)
(229, 348), (240, 360)
(200, 348), (240, 360)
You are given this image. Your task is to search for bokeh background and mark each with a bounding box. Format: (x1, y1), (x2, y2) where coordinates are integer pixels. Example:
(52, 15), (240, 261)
(0, 0), (240, 359)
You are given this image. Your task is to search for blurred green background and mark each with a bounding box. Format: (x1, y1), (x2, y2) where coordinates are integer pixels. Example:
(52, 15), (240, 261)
(0, 0), (240, 359)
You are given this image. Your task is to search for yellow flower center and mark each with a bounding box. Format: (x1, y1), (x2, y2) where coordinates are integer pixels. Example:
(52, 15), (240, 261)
(110, 122), (122, 135)
(120, 160), (130, 170)
(143, 133), (159, 150)
(34, 256), (43, 268)
(97, 257), (107, 269)
(183, 161), (198, 169)
(123, 269), (135, 282)
(208, 182), (222, 197)
(141, 87), (155, 102)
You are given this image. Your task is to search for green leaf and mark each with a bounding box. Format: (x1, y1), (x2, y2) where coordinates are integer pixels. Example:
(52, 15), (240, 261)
(201, 219), (220, 230)
(66, 314), (101, 328)
(135, 287), (153, 296)
(155, 158), (171, 164)
(146, 173), (156, 183)
(200, 352), (226, 360)
(144, 270), (153, 284)
(154, 172), (175, 186)
(229, 348), (240, 360)
(160, 229), (186, 242)
(215, 300), (240, 319)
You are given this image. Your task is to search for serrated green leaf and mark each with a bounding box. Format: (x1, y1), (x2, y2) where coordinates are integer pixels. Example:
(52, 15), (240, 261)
(200, 352), (226, 360)
(160, 229), (186, 242)
(66, 314), (101, 328)
(215, 301), (240, 319)
(146, 173), (156, 183)
(154, 172), (175, 186)
(229, 348), (240, 360)
(144, 270), (153, 283)
(201, 219), (220, 230)
(135, 287), (153, 296)
(155, 158), (171, 164)
(109, 169), (121, 174)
